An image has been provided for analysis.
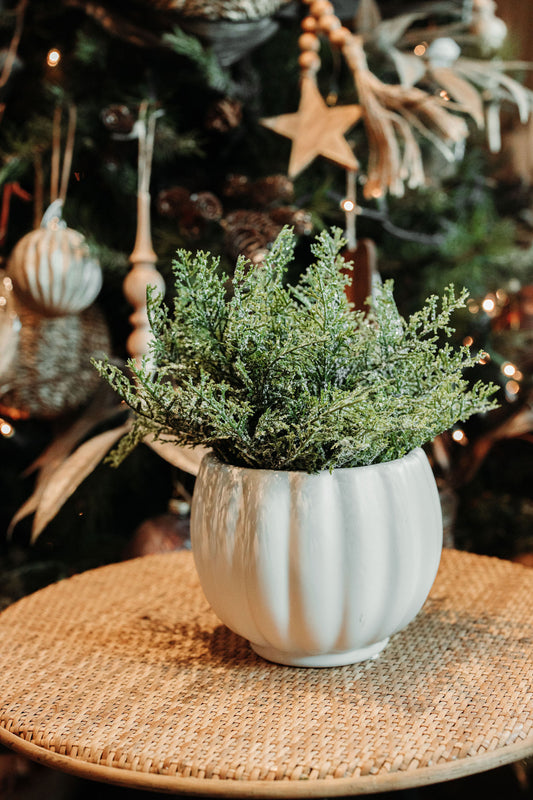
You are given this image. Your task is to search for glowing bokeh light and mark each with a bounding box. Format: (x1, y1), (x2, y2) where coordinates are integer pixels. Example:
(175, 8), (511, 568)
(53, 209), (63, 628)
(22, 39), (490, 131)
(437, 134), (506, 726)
(501, 362), (516, 377)
(0, 421), (14, 437)
(47, 49), (61, 67)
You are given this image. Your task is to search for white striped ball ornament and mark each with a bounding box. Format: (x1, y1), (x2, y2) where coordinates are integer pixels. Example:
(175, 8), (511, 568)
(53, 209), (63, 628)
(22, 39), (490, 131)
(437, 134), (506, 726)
(7, 203), (102, 317)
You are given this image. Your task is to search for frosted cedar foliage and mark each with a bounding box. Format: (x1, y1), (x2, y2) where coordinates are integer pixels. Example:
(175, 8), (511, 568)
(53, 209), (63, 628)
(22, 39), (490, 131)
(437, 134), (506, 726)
(95, 228), (498, 472)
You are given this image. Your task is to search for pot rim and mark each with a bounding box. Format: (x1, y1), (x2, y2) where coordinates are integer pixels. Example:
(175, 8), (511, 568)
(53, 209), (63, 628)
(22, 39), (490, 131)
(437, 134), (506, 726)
(201, 446), (427, 477)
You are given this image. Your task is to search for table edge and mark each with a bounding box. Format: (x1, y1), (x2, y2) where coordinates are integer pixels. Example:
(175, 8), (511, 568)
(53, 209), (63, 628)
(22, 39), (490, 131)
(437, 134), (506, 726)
(1, 726), (531, 797)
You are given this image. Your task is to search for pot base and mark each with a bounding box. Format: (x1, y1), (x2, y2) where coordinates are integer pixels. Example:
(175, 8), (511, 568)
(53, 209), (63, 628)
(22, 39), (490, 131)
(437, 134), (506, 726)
(250, 638), (390, 668)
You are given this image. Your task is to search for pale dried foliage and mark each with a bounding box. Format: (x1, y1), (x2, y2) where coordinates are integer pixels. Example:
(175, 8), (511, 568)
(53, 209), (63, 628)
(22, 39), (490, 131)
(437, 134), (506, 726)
(342, 0), (533, 198)
(342, 35), (468, 199)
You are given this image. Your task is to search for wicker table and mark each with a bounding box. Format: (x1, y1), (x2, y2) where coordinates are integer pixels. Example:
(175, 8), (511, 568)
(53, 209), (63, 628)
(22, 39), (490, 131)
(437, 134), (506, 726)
(0, 550), (531, 797)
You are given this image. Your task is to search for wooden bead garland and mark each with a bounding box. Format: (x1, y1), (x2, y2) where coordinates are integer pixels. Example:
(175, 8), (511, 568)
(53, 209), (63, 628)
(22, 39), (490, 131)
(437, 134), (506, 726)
(298, 51), (320, 73)
(298, 32), (320, 52)
(297, 1), (353, 76)
(300, 0), (351, 56)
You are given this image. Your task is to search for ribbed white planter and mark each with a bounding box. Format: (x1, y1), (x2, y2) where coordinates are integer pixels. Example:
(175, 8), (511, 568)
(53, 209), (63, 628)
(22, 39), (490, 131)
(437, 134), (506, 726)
(191, 448), (443, 667)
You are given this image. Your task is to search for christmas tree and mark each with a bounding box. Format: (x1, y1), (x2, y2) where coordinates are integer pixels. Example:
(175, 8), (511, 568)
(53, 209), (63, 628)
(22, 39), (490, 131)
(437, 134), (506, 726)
(0, 0), (532, 602)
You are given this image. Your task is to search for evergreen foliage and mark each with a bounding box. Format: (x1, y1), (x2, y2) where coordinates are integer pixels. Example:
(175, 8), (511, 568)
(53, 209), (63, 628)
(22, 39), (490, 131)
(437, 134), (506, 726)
(95, 227), (498, 472)
(162, 27), (232, 94)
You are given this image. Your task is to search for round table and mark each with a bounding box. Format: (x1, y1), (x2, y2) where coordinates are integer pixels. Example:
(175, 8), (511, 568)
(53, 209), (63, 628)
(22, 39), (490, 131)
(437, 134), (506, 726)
(0, 549), (531, 797)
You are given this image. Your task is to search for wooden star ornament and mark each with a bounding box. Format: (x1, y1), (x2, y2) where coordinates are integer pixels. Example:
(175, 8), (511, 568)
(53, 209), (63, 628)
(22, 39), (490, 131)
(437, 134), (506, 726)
(261, 75), (363, 178)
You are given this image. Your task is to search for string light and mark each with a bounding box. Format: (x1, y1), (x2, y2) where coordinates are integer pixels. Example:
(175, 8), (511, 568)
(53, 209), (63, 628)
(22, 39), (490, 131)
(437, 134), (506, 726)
(467, 300), (479, 314)
(481, 296), (496, 313)
(0, 297), (6, 307)
(452, 428), (468, 445)
(0, 419), (14, 438)
(2, 276), (13, 290)
(46, 48), (61, 67)
(505, 380), (520, 399)
(514, 370), (523, 381)
(496, 288), (508, 302)
(439, 90), (450, 101)
(478, 352), (490, 365)
(463, 335), (474, 347)
(501, 362), (516, 377)
(340, 198), (355, 212)
(414, 43), (427, 56)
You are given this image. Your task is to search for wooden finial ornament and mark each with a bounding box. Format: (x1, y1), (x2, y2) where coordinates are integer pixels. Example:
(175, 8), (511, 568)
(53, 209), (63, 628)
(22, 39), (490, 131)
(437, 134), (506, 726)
(123, 102), (165, 366)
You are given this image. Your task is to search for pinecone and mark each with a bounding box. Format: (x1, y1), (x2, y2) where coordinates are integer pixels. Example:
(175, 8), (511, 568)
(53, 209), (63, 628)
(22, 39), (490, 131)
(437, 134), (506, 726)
(156, 186), (191, 218)
(205, 97), (243, 132)
(223, 210), (281, 264)
(269, 207), (313, 235)
(100, 104), (135, 134)
(190, 192), (224, 222)
(249, 175), (294, 207)
(222, 173), (251, 199)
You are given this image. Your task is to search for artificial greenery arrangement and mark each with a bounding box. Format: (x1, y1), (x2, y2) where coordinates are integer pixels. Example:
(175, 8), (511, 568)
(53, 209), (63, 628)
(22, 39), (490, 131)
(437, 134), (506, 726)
(95, 227), (498, 473)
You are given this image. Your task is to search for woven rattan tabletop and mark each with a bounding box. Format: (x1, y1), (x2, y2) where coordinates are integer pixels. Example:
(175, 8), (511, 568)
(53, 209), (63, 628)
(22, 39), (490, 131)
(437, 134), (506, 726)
(0, 549), (531, 797)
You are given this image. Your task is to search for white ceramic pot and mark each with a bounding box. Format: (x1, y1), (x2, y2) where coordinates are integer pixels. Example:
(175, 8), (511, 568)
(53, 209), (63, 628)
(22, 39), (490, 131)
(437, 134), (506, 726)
(191, 448), (442, 667)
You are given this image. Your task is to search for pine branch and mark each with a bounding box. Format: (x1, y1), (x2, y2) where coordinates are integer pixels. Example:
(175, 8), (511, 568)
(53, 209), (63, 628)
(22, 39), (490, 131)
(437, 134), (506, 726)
(95, 227), (499, 472)
(163, 27), (232, 93)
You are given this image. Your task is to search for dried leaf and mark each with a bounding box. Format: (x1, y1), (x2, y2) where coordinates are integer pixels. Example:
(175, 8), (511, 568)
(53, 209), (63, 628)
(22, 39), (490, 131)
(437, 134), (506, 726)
(26, 394), (124, 477)
(31, 422), (131, 542)
(375, 13), (426, 48)
(458, 401), (533, 485)
(486, 101), (502, 153)
(144, 434), (208, 475)
(431, 66), (485, 128)
(355, 0), (381, 34)
(8, 385), (126, 538)
(7, 492), (42, 538)
(492, 71), (532, 123)
(389, 50), (427, 87)
(490, 404), (533, 441)
(343, 35), (468, 197)
(457, 59), (533, 124)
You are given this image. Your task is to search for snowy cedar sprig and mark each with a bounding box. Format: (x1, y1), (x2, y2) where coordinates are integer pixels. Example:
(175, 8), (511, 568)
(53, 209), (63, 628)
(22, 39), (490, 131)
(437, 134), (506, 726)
(94, 227), (498, 472)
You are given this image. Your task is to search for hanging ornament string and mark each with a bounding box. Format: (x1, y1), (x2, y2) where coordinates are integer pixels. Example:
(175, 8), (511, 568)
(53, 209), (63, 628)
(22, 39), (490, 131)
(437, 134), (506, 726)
(50, 104), (78, 206)
(137, 100), (161, 198)
(129, 100), (164, 266)
(33, 152), (44, 228)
